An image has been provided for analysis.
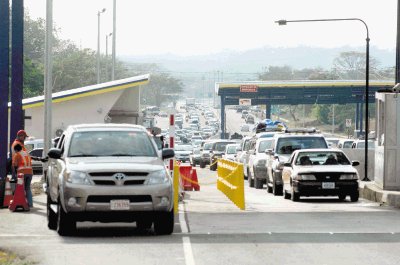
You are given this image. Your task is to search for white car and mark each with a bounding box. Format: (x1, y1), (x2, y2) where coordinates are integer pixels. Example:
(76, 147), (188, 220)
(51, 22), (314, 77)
(282, 149), (360, 202)
(222, 144), (239, 161)
(248, 138), (274, 189)
(240, 124), (250, 132)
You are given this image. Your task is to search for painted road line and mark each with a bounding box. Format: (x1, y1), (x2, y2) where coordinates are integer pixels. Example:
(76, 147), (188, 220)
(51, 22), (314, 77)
(179, 203), (189, 234)
(183, 237), (196, 265)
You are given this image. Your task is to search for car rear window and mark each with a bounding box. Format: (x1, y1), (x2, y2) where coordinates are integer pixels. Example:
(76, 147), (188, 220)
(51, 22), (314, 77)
(276, 137), (327, 155)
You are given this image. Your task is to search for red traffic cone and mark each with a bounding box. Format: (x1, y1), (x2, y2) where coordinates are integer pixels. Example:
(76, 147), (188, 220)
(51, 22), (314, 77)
(2, 177), (13, 208)
(9, 173), (29, 212)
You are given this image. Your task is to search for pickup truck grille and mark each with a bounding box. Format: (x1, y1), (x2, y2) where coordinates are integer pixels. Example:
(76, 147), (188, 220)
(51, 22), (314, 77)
(89, 172), (149, 177)
(92, 179), (146, 185)
(87, 195), (152, 203)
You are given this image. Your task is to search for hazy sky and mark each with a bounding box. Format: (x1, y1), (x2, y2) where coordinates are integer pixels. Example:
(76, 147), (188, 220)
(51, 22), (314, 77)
(25, 0), (397, 56)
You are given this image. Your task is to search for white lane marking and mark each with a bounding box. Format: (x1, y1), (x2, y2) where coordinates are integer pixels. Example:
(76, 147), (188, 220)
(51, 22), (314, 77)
(0, 234), (57, 237)
(179, 203), (189, 233)
(183, 236), (196, 265)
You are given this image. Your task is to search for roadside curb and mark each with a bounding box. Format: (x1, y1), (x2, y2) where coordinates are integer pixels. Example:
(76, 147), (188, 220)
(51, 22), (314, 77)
(360, 181), (400, 208)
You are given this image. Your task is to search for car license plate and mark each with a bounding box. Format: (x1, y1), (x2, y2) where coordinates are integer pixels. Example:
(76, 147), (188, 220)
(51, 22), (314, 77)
(110, 200), (130, 210)
(322, 182), (335, 189)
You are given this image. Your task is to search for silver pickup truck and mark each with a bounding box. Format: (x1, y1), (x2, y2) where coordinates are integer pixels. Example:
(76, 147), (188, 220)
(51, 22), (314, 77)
(45, 124), (175, 236)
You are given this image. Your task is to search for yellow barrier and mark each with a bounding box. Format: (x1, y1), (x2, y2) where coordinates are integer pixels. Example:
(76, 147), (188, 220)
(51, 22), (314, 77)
(217, 159), (245, 210)
(173, 162), (179, 214)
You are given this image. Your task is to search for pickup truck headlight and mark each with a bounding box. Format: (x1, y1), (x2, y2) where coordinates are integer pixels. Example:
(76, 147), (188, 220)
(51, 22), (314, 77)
(295, 174), (316, 181)
(147, 170), (170, 185)
(339, 174), (358, 180)
(65, 171), (91, 185)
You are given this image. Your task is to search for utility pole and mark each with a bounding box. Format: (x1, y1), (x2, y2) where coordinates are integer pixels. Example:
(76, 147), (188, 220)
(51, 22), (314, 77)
(44, 0), (53, 155)
(97, 8), (106, 84)
(396, 0), (400, 83)
(112, 0), (116, 80)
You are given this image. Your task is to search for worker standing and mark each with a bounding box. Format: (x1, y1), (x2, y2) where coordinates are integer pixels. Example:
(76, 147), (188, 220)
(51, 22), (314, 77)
(11, 130), (34, 207)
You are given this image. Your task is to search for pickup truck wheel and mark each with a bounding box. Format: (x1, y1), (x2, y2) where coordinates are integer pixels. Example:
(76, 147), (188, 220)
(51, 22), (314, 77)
(248, 169), (254, 188)
(57, 200), (76, 236)
(47, 195), (57, 230)
(338, 194), (346, 201)
(283, 189), (291, 199)
(210, 162), (217, 171)
(154, 209), (174, 235)
(254, 173), (263, 189)
(291, 187), (300, 202)
(272, 174), (283, 196)
(200, 161), (206, 168)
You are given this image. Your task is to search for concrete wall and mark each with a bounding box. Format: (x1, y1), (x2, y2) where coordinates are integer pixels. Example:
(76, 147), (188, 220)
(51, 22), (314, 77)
(342, 149), (375, 180)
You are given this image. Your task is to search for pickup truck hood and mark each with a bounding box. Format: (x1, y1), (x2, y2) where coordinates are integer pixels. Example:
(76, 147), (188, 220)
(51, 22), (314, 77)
(277, 154), (291, 162)
(65, 156), (165, 172)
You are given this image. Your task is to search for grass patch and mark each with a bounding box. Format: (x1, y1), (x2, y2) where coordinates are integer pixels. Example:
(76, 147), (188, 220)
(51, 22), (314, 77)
(0, 249), (35, 265)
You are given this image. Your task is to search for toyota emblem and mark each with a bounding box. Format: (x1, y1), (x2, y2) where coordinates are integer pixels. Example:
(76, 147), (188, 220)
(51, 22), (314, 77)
(113, 173), (126, 181)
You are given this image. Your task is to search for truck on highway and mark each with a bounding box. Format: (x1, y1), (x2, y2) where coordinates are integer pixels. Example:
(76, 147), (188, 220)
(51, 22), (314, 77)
(186, 98), (196, 109)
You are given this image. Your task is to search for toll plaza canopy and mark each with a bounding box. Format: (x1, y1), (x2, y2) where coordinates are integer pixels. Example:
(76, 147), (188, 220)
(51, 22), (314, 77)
(9, 74), (150, 139)
(216, 80), (394, 137)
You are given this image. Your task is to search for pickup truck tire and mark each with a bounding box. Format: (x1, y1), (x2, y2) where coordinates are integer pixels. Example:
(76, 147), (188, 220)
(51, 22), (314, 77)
(338, 194), (346, 201)
(200, 161), (206, 168)
(154, 209), (174, 235)
(283, 189), (291, 199)
(248, 169), (254, 188)
(47, 195), (57, 230)
(210, 162), (217, 171)
(254, 173), (263, 189)
(291, 188), (300, 202)
(57, 200), (76, 236)
(272, 174), (283, 196)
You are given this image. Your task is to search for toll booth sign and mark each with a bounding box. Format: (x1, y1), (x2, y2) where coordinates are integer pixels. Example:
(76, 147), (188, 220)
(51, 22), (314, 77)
(240, 85), (258, 93)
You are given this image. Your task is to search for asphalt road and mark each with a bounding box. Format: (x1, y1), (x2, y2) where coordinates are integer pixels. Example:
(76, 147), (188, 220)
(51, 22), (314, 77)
(1, 167), (400, 265)
(1, 108), (399, 264)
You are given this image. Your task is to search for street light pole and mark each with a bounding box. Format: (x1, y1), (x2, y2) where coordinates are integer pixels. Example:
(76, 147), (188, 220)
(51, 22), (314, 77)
(97, 8), (106, 84)
(276, 18), (371, 181)
(112, 0), (116, 80)
(105, 33), (112, 81)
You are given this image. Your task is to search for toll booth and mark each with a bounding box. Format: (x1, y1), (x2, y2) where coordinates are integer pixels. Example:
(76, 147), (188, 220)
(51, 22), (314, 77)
(375, 92), (400, 191)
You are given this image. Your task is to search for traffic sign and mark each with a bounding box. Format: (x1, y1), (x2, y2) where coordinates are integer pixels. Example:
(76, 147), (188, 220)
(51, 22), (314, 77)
(240, 85), (258, 93)
(239, 99), (251, 106)
(346, 119), (352, 127)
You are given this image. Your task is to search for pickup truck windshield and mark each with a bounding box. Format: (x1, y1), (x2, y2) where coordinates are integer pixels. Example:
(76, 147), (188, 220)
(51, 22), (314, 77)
(276, 137), (327, 155)
(68, 131), (157, 157)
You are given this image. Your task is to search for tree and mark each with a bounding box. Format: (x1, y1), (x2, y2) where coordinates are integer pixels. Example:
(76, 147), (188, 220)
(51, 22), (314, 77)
(333, 51), (380, 80)
(259, 65), (294, 80)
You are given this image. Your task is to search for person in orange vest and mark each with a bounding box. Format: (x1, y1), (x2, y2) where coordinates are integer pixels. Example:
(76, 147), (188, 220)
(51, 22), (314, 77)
(11, 130), (37, 207)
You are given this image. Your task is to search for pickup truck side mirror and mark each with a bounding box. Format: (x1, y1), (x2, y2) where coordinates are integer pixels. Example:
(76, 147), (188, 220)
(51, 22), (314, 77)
(283, 162), (292, 167)
(162, 148), (175, 160)
(265, 149), (273, 155)
(352, 161), (360, 167)
(48, 148), (62, 159)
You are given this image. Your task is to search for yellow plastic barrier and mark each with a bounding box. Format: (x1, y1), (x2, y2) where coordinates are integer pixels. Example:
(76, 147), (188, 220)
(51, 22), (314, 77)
(173, 162), (180, 214)
(217, 159), (245, 210)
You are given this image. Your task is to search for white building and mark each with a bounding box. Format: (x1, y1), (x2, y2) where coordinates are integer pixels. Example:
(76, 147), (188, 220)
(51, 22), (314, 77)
(9, 74), (150, 139)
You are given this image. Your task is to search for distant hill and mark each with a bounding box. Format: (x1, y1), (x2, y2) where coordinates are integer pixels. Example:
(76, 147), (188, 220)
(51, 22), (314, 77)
(122, 45), (395, 75)
(121, 46), (395, 96)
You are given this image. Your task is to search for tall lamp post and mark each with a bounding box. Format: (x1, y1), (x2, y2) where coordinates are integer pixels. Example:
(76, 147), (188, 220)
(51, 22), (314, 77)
(275, 18), (370, 181)
(97, 8), (106, 84)
(105, 32), (112, 81)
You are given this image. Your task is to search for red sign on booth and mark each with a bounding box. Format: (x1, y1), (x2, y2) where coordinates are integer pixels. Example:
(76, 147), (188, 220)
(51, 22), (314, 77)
(240, 85), (258, 93)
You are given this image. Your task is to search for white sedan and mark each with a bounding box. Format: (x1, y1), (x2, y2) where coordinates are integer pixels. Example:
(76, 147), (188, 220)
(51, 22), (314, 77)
(282, 149), (360, 202)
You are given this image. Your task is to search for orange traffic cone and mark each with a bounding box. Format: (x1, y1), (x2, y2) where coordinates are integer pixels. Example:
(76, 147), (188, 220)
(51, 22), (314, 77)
(9, 173), (29, 212)
(2, 177), (13, 208)
(190, 168), (200, 191)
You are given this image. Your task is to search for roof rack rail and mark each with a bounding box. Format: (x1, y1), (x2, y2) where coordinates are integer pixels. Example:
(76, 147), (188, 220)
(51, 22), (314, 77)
(284, 128), (317, 134)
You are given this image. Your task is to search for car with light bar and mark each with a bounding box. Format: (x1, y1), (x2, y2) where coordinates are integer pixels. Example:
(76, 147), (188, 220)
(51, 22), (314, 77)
(281, 149), (360, 202)
(45, 124), (175, 236)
